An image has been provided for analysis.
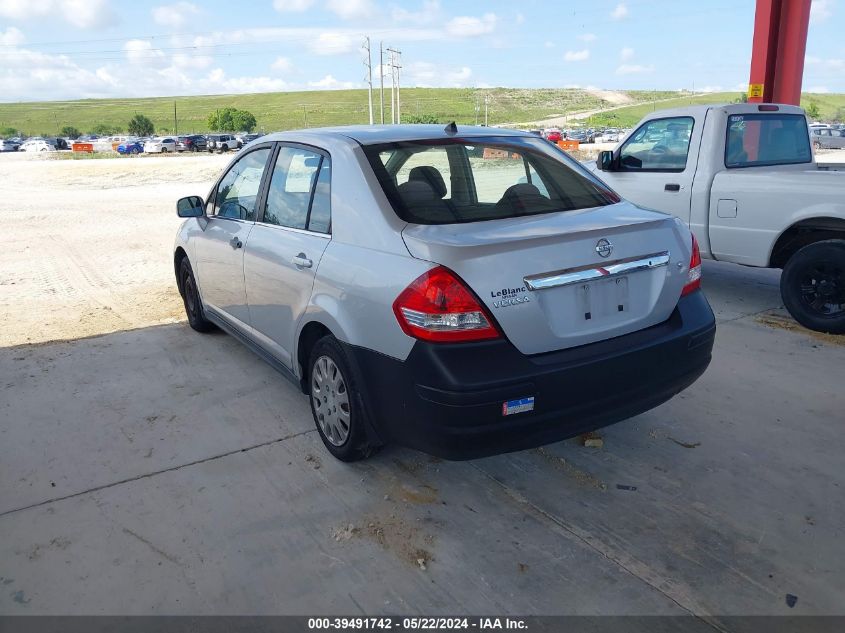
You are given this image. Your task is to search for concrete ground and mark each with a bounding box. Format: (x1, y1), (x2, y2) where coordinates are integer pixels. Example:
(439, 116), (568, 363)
(1, 262), (843, 620)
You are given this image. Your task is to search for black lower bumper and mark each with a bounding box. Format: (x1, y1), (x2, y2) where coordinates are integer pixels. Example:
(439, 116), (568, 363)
(344, 291), (716, 460)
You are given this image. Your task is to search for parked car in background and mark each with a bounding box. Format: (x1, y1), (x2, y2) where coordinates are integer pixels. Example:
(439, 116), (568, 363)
(19, 139), (56, 152)
(117, 141), (144, 155)
(543, 128), (562, 143)
(600, 129), (621, 143)
(144, 137), (177, 153)
(566, 129), (587, 143)
(238, 133), (264, 147)
(0, 139), (20, 152)
(177, 135), (208, 152)
(173, 124), (715, 461)
(591, 102), (845, 333)
(812, 128), (845, 150)
(207, 134), (238, 152)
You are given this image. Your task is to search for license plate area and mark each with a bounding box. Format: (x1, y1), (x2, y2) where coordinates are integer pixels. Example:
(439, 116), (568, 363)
(577, 276), (629, 321)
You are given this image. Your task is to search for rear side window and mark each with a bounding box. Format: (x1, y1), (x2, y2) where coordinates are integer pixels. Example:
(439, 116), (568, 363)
(725, 113), (812, 168)
(263, 146), (332, 233)
(364, 136), (618, 225)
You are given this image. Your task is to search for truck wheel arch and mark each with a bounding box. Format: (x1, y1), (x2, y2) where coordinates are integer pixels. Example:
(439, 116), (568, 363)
(769, 217), (845, 268)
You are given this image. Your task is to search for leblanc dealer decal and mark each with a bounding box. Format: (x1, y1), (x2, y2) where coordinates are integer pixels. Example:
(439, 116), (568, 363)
(491, 286), (530, 308)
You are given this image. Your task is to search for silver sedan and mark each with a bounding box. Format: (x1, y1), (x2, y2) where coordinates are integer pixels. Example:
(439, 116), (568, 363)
(173, 125), (715, 461)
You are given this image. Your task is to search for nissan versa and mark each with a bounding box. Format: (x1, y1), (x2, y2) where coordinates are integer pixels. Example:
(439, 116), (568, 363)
(173, 125), (716, 461)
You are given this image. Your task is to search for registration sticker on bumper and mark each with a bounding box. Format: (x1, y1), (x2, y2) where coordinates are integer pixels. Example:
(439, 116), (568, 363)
(502, 397), (535, 416)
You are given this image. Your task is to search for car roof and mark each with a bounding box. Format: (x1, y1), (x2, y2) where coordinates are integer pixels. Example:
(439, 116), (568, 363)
(258, 124), (531, 147)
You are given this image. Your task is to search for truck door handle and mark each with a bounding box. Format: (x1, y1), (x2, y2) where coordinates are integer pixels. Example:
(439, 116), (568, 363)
(292, 253), (313, 269)
(664, 183), (681, 192)
(229, 236), (242, 249)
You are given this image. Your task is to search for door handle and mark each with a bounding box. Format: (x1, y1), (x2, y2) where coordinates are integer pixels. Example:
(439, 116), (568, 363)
(293, 253), (313, 269)
(229, 236), (242, 249)
(664, 183), (681, 192)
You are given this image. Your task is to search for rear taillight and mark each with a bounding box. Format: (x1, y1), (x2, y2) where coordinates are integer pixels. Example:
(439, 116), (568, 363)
(393, 266), (500, 343)
(681, 234), (702, 296)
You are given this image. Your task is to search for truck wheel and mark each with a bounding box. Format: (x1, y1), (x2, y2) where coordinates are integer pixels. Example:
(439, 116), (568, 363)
(780, 240), (845, 334)
(308, 335), (379, 461)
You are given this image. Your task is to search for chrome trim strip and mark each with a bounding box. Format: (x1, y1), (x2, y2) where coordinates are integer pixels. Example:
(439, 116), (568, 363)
(524, 251), (670, 291)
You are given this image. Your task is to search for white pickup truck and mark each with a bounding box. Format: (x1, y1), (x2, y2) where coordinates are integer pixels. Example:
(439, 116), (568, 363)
(590, 103), (845, 333)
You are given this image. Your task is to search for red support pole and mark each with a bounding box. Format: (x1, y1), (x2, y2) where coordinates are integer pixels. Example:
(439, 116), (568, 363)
(747, 0), (811, 105)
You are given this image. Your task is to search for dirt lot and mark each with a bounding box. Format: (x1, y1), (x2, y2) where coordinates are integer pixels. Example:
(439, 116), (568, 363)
(0, 152), (230, 346)
(1, 151), (844, 620)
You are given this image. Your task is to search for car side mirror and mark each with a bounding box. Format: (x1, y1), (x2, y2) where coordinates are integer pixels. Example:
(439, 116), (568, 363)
(597, 150), (615, 171)
(177, 195), (205, 218)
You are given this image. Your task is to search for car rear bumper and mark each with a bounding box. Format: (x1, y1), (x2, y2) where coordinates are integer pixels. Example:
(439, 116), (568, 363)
(344, 290), (716, 460)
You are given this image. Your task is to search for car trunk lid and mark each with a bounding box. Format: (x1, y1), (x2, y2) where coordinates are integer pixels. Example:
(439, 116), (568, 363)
(401, 202), (691, 354)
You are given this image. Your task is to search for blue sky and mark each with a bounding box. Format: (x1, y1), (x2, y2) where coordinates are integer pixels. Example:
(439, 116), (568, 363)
(0, 0), (841, 101)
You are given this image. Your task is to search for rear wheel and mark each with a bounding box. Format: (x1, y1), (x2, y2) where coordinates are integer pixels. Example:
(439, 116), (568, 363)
(814, 141), (822, 150)
(308, 336), (377, 461)
(162, 147), (168, 153)
(131, 147), (139, 155)
(780, 240), (845, 334)
(179, 258), (214, 333)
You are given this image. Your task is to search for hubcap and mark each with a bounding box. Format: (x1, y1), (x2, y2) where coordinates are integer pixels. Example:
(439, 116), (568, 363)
(183, 272), (197, 316)
(799, 263), (845, 317)
(311, 355), (351, 446)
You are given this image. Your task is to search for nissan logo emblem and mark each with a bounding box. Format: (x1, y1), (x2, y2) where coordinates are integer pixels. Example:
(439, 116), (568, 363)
(596, 238), (613, 258)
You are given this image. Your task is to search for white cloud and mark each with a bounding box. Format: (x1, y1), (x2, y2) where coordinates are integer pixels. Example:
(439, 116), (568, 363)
(611, 2), (629, 20)
(0, 0), (115, 27)
(696, 85), (723, 92)
(124, 39), (167, 66)
(307, 74), (357, 89)
(806, 55), (845, 70)
(616, 63), (654, 74)
(620, 47), (634, 61)
(578, 33), (597, 42)
(810, 0), (834, 24)
(564, 49), (590, 62)
(807, 85), (830, 93)
(544, 41), (555, 49)
(171, 53), (213, 69)
(0, 26), (25, 45)
(272, 0), (314, 11)
(152, 2), (199, 29)
(310, 32), (358, 55)
(403, 61), (472, 87)
(0, 0), (52, 20)
(446, 13), (497, 37)
(327, 0), (374, 19)
(272, 56), (293, 72)
(391, 0), (439, 23)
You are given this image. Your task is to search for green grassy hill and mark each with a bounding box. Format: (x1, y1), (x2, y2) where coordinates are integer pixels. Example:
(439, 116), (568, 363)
(1, 88), (843, 137)
(0, 88), (610, 137)
(585, 92), (845, 128)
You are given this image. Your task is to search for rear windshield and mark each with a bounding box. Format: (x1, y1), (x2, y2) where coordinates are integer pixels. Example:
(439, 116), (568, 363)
(725, 113), (812, 168)
(363, 136), (619, 225)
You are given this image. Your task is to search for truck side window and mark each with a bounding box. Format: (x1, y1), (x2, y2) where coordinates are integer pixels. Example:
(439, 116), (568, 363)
(618, 116), (694, 172)
(725, 113), (812, 168)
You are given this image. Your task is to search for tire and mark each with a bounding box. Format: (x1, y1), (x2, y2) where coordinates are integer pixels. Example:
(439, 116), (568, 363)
(814, 141), (822, 150)
(131, 147), (139, 155)
(162, 147), (168, 153)
(308, 335), (378, 461)
(780, 239), (845, 334)
(178, 258), (214, 333)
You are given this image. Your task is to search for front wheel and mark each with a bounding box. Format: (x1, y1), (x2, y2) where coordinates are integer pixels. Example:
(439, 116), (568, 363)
(308, 336), (378, 461)
(780, 240), (845, 334)
(179, 258), (214, 333)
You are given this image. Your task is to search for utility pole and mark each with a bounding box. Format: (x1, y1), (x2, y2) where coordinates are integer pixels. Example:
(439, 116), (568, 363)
(384, 46), (402, 124)
(363, 37), (374, 125)
(173, 101), (178, 136)
(484, 94), (489, 127)
(475, 95), (480, 125)
(379, 41), (385, 125)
